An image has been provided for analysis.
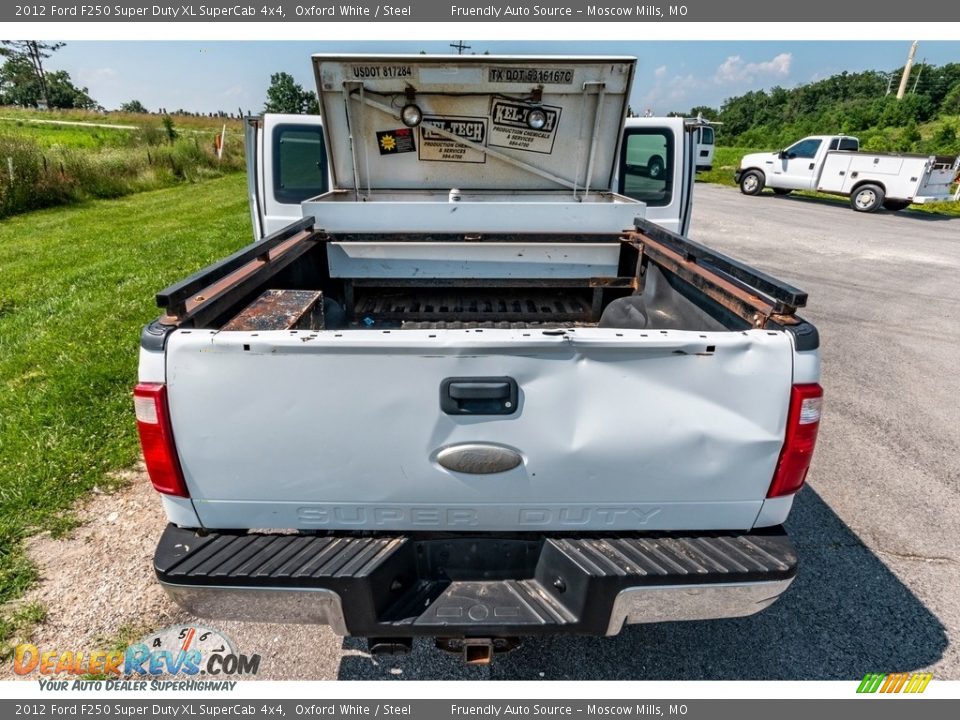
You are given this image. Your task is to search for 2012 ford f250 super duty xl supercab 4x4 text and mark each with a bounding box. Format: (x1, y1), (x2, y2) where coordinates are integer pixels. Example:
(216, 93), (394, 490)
(135, 55), (822, 664)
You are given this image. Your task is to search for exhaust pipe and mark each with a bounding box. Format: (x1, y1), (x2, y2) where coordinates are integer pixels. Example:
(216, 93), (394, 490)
(368, 637), (413, 656)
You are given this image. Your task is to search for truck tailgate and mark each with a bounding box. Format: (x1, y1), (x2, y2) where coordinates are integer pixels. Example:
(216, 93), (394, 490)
(166, 328), (793, 532)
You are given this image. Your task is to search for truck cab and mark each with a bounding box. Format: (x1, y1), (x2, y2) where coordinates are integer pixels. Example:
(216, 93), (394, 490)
(738, 135), (859, 192)
(252, 114), (694, 238)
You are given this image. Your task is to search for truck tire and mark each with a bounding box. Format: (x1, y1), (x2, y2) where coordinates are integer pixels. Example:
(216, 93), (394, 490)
(772, 188), (792, 196)
(882, 199), (911, 212)
(851, 184), (885, 213)
(739, 170), (764, 195)
(647, 155), (665, 179)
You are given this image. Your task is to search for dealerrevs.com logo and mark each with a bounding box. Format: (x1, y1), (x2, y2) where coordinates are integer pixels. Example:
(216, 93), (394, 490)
(14, 625), (260, 687)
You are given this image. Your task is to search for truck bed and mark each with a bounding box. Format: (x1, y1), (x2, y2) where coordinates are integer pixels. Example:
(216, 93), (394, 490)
(142, 218), (813, 533)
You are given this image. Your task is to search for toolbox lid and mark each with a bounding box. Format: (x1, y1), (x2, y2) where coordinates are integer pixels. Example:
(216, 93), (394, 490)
(312, 54), (636, 195)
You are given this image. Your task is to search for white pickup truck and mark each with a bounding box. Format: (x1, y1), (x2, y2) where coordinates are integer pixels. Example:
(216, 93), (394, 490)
(736, 134), (960, 212)
(136, 55), (822, 663)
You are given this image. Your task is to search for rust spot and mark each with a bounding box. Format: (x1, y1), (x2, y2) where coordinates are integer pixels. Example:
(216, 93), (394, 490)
(222, 289), (325, 332)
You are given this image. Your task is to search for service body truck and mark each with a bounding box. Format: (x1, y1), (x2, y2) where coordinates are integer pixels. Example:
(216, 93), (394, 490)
(736, 134), (960, 212)
(136, 56), (822, 663)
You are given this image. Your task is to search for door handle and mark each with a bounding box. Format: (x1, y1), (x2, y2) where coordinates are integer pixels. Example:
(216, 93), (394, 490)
(441, 377), (518, 415)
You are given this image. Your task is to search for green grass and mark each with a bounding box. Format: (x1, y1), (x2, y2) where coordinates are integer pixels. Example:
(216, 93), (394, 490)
(0, 602), (46, 662)
(0, 174), (250, 656)
(0, 120), (138, 150)
(698, 146), (960, 217)
(0, 106), (244, 133)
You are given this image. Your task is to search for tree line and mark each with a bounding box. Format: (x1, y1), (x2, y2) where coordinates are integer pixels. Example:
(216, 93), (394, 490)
(675, 62), (960, 153)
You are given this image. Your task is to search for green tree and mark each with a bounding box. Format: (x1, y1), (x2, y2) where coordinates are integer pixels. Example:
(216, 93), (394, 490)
(161, 115), (178, 144)
(0, 54), (95, 109)
(930, 122), (959, 154)
(0, 40), (66, 108)
(688, 105), (720, 121)
(44, 71), (97, 109)
(0, 54), (41, 107)
(264, 72), (319, 114)
(120, 99), (149, 114)
(943, 82), (960, 115)
(898, 121), (922, 152)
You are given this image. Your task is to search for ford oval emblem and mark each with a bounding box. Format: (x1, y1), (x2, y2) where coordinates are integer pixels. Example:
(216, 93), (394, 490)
(436, 444), (523, 474)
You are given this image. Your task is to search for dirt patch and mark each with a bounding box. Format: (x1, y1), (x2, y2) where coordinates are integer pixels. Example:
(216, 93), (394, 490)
(1, 466), (185, 680)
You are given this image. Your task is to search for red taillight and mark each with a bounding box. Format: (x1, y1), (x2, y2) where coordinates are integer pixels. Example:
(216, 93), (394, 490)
(133, 383), (188, 498)
(767, 383), (823, 498)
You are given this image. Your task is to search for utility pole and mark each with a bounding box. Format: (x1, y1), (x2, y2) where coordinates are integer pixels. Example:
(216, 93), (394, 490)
(450, 41), (471, 55)
(912, 59), (926, 94)
(896, 40), (919, 100)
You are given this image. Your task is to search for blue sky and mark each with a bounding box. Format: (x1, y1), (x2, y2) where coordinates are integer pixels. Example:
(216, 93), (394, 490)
(52, 41), (958, 115)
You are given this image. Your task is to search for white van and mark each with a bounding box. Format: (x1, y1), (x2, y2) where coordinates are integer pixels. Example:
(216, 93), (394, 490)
(695, 125), (715, 171)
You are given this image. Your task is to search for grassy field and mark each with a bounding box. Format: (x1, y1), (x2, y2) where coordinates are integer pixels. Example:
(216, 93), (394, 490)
(0, 174), (250, 657)
(0, 108), (245, 218)
(699, 146), (960, 217)
(0, 107), (244, 132)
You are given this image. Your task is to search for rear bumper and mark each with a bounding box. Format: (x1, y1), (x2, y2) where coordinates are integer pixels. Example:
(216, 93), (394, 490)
(911, 195), (953, 204)
(155, 525), (797, 638)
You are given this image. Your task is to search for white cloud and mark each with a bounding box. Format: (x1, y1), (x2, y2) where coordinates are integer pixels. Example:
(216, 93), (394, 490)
(714, 53), (792, 84)
(76, 67), (118, 82)
(636, 72), (698, 115)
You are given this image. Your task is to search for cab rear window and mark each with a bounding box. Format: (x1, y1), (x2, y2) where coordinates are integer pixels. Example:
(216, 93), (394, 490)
(273, 124), (328, 204)
(618, 129), (673, 207)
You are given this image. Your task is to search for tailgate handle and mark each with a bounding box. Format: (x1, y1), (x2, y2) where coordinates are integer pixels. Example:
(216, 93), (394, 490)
(441, 377), (518, 415)
(450, 382), (510, 400)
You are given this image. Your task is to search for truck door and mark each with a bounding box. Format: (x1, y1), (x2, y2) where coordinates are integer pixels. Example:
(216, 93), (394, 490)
(246, 113), (328, 240)
(776, 137), (823, 190)
(616, 122), (684, 234)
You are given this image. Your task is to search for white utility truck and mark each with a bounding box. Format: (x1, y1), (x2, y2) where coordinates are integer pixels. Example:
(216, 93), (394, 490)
(136, 55), (822, 664)
(737, 134), (960, 212)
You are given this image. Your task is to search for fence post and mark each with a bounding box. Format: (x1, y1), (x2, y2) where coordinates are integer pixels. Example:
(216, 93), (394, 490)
(6, 157), (13, 184)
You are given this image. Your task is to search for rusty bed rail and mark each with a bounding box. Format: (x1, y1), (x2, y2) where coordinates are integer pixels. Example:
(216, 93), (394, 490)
(156, 216), (318, 326)
(624, 218), (808, 328)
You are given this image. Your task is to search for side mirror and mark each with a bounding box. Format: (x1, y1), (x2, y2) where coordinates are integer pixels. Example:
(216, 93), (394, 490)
(778, 150), (788, 159)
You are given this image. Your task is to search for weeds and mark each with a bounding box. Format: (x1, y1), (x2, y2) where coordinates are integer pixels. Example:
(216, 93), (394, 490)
(0, 122), (244, 217)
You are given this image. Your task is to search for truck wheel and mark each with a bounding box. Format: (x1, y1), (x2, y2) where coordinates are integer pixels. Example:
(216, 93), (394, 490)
(772, 188), (792, 196)
(647, 155), (665, 179)
(882, 199), (910, 212)
(851, 184), (885, 213)
(739, 170), (764, 195)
